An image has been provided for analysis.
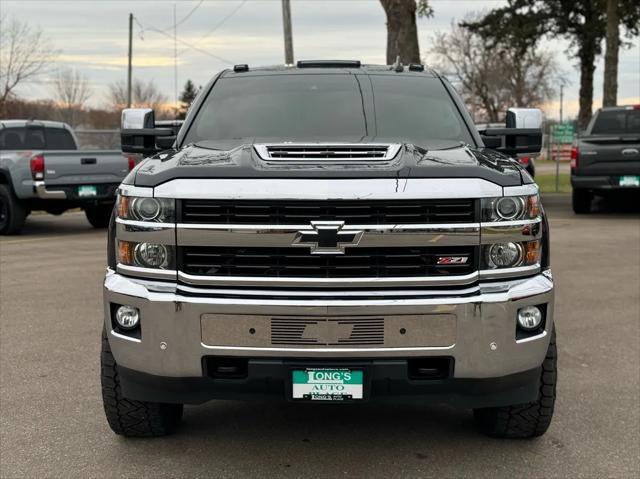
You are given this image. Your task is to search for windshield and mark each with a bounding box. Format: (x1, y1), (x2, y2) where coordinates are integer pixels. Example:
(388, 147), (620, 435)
(184, 73), (474, 148)
(591, 109), (640, 135)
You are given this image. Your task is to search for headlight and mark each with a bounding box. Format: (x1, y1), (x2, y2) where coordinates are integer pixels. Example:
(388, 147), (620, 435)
(117, 195), (175, 223)
(482, 240), (540, 269)
(118, 241), (174, 270)
(482, 195), (539, 222)
(485, 242), (522, 268)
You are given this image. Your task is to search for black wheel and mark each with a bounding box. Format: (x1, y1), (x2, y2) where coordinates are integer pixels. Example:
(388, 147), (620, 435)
(85, 204), (113, 228)
(473, 327), (557, 439)
(0, 184), (27, 235)
(572, 188), (591, 214)
(101, 330), (183, 437)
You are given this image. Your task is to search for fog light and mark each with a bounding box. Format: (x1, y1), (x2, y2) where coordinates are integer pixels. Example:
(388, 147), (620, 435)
(115, 305), (139, 330)
(517, 306), (542, 331)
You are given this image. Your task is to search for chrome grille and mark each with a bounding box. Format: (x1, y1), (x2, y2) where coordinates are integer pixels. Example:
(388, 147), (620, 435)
(180, 199), (477, 225)
(179, 246), (476, 278)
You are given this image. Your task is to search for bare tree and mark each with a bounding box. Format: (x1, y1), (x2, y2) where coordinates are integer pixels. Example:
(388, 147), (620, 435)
(52, 68), (92, 127)
(107, 79), (168, 112)
(0, 16), (58, 112)
(430, 17), (559, 123)
(379, 0), (433, 65)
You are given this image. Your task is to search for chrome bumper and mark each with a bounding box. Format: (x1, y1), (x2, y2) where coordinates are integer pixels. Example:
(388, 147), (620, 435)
(104, 270), (554, 380)
(34, 181), (66, 199)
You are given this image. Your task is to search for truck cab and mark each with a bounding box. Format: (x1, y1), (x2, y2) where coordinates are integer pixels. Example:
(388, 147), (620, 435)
(101, 62), (555, 439)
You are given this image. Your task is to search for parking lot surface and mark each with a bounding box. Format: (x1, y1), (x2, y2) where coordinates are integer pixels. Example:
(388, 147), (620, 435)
(1, 195), (639, 478)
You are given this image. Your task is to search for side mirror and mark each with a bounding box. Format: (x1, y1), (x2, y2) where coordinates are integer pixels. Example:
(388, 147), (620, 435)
(120, 108), (176, 155)
(480, 108), (543, 155)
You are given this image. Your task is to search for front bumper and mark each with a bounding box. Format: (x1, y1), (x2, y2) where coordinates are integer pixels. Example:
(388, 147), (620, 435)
(104, 270), (554, 404)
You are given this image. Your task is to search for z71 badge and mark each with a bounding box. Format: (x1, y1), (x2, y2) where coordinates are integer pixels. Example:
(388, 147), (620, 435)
(436, 256), (469, 265)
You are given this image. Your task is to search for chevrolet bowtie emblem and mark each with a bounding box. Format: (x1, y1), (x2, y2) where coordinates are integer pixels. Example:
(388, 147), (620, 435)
(292, 221), (363, 254)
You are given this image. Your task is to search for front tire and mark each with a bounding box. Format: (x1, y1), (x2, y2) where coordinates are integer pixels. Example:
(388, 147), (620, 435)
(473, 327), (557, 439)
(572, 188), (591, 214)
(101, 330), (183, 437)
(85, 204), (113, 228)
(0, 184), (27, 235)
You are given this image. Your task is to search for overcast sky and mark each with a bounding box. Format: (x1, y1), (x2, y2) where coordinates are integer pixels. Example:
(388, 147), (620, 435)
(3, 0), (639, 120)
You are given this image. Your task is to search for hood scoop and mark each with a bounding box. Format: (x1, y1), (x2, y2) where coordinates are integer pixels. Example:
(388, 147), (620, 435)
(254, 143), (402, 165)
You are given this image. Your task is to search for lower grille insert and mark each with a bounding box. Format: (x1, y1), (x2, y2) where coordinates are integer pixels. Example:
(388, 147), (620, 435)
(271, 318), (385, 346)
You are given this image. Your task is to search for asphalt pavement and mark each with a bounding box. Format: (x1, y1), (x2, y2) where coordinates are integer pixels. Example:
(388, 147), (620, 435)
(1, 195), (639, 478)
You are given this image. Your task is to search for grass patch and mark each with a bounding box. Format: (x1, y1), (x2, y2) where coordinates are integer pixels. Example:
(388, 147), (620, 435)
(535, 173), (571, 193)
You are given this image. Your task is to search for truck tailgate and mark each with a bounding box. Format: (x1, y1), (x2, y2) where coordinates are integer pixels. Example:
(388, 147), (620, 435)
(577, 136), (640, 175)
(42, 150), (130, 185)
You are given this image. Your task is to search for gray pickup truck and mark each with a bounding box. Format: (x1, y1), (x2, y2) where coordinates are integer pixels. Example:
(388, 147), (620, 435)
(571, 105), (640, 213)
(0, 120), (134, 234)
(102, 61), (555, 439)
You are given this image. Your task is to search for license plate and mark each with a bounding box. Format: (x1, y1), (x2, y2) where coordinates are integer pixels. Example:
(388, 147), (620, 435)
(78, 185), (97, 197)
(292, 368), (363, 401)
(619, 176), (640, 187)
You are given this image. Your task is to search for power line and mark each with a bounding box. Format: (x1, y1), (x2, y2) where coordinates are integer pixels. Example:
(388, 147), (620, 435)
(134, 17), (235, 65)
(178, 0), (247, 55)
(150, 0), (205, 35)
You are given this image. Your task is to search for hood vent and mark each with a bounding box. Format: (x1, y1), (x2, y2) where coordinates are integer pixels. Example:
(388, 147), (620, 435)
(254, 143), (402, 163)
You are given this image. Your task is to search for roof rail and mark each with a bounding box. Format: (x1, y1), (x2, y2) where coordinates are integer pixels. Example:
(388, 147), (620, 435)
(297, 60), (361, 68)
(233, 64), (249, 72)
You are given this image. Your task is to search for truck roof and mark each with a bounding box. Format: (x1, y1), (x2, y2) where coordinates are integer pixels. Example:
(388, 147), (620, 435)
(0, 119), (71, 129)
(220, 62), (438, 78)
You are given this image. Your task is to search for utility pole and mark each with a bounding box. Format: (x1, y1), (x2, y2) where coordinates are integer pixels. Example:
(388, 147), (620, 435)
(555, 84), (564, 193)
(173, 3), (178, 115)
(127, 13), (133, 108)
(281, 0), (294, 65)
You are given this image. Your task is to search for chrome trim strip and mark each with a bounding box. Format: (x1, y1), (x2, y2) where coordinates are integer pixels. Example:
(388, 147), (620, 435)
(116, 217), (175, 229)
(34, 181), (66, 199)
(177, 222), (479, 230)
(201, 344), (454, 353)
(176, 223), (480, 247)
(116, 221), (176, 244)
(155, 178), (502, 200)
(177, 271), (480, 288)
(176, 284), (481, 297)
(254, 143), (402, 162)
(480, 218), (542, 243)
(479, 264), (540, 280)
(117, 264), (177, 280)
(516, 330), (547, 344)
(118, 184), (153, 197)
(110, 330), (141, 343)
(503, 184), (538, 196)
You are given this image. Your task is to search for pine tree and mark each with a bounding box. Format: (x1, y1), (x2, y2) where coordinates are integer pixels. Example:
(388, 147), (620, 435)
(178, 80), (199, 119)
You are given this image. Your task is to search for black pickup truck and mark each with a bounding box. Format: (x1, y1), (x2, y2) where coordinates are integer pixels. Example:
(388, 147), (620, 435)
(571, 105), (640, 213)
(103, 61), (555, 439)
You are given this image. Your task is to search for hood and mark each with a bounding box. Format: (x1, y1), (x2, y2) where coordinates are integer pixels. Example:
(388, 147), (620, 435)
(131, 140), (527, 187)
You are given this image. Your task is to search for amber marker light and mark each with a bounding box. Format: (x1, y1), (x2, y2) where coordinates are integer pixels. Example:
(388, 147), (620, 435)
(118, 241), (134, 265)
(527, 195), (540, 218)
(117, 195), (130, 219)
(525, 240), (541, 265)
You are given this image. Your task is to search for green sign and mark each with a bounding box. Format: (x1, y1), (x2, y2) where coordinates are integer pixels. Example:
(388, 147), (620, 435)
(292, 368), (364, 400)
(552, 123), (575, 144)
